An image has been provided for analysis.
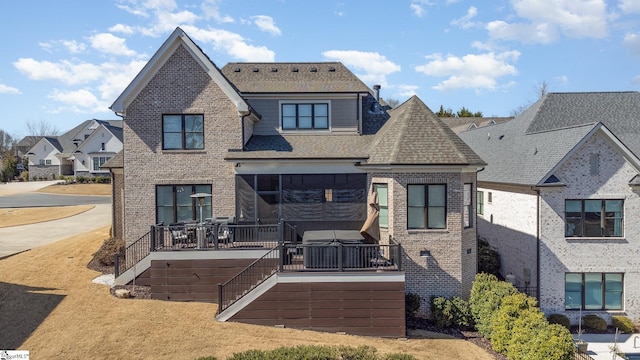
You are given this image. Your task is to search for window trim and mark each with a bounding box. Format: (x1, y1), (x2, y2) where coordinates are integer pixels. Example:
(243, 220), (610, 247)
(162, 114), (205, 150)
(565, 272), (623, 311)
(373, 183), (389, 228)
(565, 199), (624, 238)
(407, 184), (447, 230)
(156, 184), (212, 225)
(92, 156), (111, 172)
(477, 191), (484, 216)
(280, 101), (330, 131)
(464, 183), (473, 228)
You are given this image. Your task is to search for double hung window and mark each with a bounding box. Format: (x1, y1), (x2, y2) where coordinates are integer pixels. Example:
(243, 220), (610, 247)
(565, 199), (623, 237)
(565, 273), (623, 310)
(281, 103), (329, 130)
(407, 184), (446, 229)
(162, 114), (204, 150)
(93, 156), (111, 171)
(464, 183), (472, 228)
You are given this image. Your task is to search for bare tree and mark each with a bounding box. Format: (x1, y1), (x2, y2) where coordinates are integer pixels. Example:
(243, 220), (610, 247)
(25, 119), (59, 138)
(383, 98), (400, 108)
(511, 80), (551, 116)
(0, 129), (15, 157)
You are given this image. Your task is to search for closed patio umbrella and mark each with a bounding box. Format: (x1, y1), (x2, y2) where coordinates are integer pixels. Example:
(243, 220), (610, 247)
(360, 191), (380, 244)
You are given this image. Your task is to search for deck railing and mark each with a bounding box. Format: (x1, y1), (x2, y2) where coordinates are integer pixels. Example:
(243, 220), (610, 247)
(281, 242), (402, 272)
(218, 245), (281, 312)
(114, 227), (153, 277)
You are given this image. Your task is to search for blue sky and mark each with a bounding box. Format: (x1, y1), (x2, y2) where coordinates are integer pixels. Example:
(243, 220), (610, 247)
(1, 0), (639, 137)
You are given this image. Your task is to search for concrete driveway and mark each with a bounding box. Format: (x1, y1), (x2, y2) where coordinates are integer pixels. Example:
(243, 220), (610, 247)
(0, 181), (111, 259)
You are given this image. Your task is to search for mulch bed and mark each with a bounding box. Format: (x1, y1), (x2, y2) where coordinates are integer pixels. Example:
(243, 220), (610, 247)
(407, 318), (508, 360)
(87, 242), (152, 300)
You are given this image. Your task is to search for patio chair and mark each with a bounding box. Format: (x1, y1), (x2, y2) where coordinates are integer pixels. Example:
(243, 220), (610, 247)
(168, 224), (189, 247)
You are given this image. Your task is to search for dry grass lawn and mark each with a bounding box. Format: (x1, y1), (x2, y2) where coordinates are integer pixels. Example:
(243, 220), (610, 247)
(36, 183), (111, 196)
(0, 205), (94, 228)
(0, 226), (495, 360)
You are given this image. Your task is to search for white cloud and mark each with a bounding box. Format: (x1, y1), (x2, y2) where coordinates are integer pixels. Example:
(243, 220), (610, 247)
(393, 84), (419, 98)
(201, 0), (234, 23)
(451, 6), (480, 29)
(415, 51), (520, 92)
(38, 40), (87, 54)
(619, 0), (640, 13)
(14, 58), (103, 85)
(624, 32), (640, 54)
(109, 24), (135, 34)
(411, 4), (426, 17)
(322, 50), (401, 86)
(488, 0), (609, 44)
(89, 33), (137, 57)
(47, 88), (104, 113)
(182, 25), (275, 61)
(252, 15), (281, 36)
(632, 75), (640, 84)
(0, 83), (20, 94)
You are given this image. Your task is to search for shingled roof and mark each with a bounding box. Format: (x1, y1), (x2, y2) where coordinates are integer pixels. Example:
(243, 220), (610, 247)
(220, 62), (372, 94)
(366, 96), (486, 166)
(459, 92), (640, 186)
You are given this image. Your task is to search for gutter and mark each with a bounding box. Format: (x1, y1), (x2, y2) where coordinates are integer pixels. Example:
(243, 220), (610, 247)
(531, 186), (541, 301)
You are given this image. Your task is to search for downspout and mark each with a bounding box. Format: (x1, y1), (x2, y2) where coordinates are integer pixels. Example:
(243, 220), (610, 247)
(533, 186), (541, 301)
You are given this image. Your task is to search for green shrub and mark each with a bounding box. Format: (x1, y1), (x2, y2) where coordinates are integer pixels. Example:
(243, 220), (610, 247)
(510, 320), (575, 360)
(490, 292), (538, 354)
(76, 176), (87, 183)
(477, 237), (501, 277)
(405, 292), (422, 319)
(430, 296), (473, 330)
(469, 273), (517, 338)
(93, 237), (125, 266)
(95, 175), (111, 184)
(612, 315), (636, 333)
(583, 314), (607, 332)
(20, 171), (29, 182)
(547, 314), (571, 330)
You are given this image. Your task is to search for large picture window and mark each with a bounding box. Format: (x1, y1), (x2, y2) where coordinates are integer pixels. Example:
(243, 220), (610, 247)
(565, 273), (623, 310)
(565, 199), (623, 237)
(373, 183), (388, 228)
(281, 103), (329, 130)
(407, 184), (446, 229)
(162, 114), (204, 150)
(156, 184), (211, 225)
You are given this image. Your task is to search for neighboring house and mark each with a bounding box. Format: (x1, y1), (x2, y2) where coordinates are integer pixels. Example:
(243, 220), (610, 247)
(109, 27), (485, 337)
(442, 116), (513, 134)
(459, 92), (640, 325)
(15, 136), (41, 169)
(25, 119), (122, 180)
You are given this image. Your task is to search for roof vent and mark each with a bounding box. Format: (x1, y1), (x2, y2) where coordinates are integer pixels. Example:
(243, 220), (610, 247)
(328, 67), (336, 72)
(233, 67), (240, 72)
(292, 67), (298, 72)
(252, 68), (259, 72)
(271, 67), (278, 72)
(310, 67), (317, 72)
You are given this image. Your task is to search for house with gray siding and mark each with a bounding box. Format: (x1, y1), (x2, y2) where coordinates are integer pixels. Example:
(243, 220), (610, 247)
(109, 27), (485, 336)
(459, 92), (640, 325)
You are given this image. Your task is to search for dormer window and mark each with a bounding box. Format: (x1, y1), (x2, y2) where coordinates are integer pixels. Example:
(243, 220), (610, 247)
(281, 103), (329, 130)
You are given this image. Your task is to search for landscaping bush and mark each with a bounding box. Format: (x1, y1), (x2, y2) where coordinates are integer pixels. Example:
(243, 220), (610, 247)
(547, 313), (571, 330)
(469, 273), (517, 338)
(582, 314), (607, 332)
(20, 171), (29, 182)
(509, 319), (575, 360)
(76, 176), (87, 184)
(430, 296), (473, 330)
(477, 237), (501, 277)
(93, 237), (125, 266)
(612, 315), (636, 333)
(95, 175), (111, 184)
(405, 292), (422, 319)
(490, 292), (539, 354)
(222, 345), (416, 360)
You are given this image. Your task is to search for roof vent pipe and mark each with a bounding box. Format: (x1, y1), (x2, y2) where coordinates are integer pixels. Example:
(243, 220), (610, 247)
(373, 85), (381, 101)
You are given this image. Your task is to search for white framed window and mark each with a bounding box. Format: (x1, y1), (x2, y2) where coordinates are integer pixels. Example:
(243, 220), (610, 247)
(464, 183), (472, 228)
(280, 102), (329, 130)
(93, 156), (111, 171)
(477, 191), (484, 216)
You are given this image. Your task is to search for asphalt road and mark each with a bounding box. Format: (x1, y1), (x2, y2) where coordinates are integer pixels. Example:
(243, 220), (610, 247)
(0, 193), (111, 208)
(0, 182), (112, 259)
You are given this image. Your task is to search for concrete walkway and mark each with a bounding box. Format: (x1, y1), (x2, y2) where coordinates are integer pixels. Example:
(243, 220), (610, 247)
(0, 181), (112, 259)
